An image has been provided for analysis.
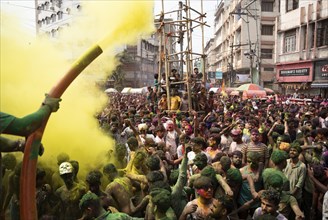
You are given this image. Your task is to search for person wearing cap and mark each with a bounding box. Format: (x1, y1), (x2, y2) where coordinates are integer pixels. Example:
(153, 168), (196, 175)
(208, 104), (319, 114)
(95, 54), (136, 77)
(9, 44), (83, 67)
(137, 123), (155, 145)
(55, 161), (87, 219)
(51, 152), (70, 192)
(124, 119), (154, 146)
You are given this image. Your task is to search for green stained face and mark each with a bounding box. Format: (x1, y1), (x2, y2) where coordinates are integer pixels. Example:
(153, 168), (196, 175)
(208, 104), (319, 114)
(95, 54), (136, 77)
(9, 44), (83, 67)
(247, 158), (259, 168)
(276, 137), (282, 146)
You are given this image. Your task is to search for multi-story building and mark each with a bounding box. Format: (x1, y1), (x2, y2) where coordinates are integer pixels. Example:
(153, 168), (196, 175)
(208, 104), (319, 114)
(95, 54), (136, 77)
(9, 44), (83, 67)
(121, 18), (177, 88)
(36, 0), (81, 37)
(122, 36), (159, 88)
(205, 38), (219, 85)
(1, 0), (80, 37)
(275, 0), (328, 97)
(211, 0), (279, 89)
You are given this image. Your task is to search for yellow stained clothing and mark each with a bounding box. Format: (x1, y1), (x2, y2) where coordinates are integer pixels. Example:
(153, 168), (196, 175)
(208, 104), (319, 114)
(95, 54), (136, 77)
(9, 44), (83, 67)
(170, 96), (181, 110)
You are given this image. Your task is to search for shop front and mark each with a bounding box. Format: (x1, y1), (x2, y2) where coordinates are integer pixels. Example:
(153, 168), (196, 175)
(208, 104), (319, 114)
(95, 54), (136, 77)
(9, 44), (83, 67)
(311, 60), (328, 98)
(276, 61), (313, 95)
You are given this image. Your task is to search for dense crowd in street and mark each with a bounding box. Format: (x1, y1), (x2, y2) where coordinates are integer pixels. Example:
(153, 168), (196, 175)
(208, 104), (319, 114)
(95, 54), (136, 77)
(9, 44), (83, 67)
(1, 79), (328, 219)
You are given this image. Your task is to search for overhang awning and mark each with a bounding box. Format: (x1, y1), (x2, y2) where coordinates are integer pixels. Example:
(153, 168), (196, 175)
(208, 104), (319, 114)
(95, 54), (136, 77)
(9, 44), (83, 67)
(311, 82), (328, 88)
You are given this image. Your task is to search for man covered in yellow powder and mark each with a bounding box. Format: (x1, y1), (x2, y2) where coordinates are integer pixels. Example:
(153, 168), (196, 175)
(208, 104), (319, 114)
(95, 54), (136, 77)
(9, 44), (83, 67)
(170, 89), (181, 111)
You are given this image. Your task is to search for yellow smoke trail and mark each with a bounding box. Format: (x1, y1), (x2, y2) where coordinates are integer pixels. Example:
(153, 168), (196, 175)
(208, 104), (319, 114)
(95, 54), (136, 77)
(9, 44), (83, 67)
(0, 1), (154, 178)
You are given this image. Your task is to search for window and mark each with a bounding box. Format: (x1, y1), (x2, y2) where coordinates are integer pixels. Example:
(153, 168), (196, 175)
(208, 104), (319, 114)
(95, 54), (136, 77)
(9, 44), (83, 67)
(284, 29), (297, 52)
(261, 25), (274, 35)
(261, 49), (273, 59)
(317, 19), (328, 47)
(37, 20), (42, 27)
(264, 67), (274, 71)
(261, 1), (274, 12)
(310, 23), (315, 48)
(286, 0), (299, 12)
(235, 29), (241, 45)
(235, 4), (241, 21)
(46, 16), (51, 25)
(51, 14), (56, 22)
(301, 26), (307, 50)
(57, 11), (63, 20)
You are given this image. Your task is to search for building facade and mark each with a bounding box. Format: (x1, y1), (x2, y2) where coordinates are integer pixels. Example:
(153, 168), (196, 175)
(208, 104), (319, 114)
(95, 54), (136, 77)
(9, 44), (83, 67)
(211, 0), (279, 88)
(122, 36), (159, 88)
(1, 0), (80, 37)
(205, 38), (220, 86)
(121, 18), (177, 88)
(36, 0), (81, 37)
(275, 0), (328, 97)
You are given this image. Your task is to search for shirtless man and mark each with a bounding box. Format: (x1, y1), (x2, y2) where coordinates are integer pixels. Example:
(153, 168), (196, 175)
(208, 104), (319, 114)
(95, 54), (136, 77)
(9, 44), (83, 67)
(103, 163), (136, 215)
(179, 176), (219, 220)
(55, 162), (87, 219)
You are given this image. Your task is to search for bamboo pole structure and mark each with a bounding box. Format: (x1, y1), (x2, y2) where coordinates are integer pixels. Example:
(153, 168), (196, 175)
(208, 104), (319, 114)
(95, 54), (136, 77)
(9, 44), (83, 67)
(200, 0), (206, 87)
(157, 11), (164, 97)
(186, 0), (193, 111)
(157, 0), (207, 112)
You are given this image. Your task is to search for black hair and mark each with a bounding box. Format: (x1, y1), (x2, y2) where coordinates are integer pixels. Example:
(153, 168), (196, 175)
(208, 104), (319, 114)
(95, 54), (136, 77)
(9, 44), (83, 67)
(103, 163), (117, 175)
(194, 153), (208, 170)
(146, 155), (160, 171)
(147, 170), (164, 183)
(86, 170), (103, 185)
(231, 150), (242, 158)
(169, 169), (179, 185)
(193, 176), (213, 189)
(261, 189), (280, 206)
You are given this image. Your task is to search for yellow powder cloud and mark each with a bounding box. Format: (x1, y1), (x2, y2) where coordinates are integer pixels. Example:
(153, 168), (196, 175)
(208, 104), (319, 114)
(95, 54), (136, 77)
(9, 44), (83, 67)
(1, 1), (155, 177)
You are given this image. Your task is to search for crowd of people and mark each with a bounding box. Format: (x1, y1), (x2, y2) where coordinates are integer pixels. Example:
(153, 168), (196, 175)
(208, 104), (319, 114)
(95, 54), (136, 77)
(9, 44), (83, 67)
(1, 82), (328, 219)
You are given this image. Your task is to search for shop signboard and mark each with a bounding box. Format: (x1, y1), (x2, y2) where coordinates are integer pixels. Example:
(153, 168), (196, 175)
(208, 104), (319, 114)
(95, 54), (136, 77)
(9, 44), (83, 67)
(314, 60), (328, 80)
(215, 71), (223, 79)
(279, 68), (310, 77)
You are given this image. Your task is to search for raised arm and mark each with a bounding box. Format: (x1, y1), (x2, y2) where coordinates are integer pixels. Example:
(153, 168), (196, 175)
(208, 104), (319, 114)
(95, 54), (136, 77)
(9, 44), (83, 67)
(124, 119), (143, 146)
(172, 150), (189, 194)
(216, 174), (233, 197)
(1, 95), (61, 136)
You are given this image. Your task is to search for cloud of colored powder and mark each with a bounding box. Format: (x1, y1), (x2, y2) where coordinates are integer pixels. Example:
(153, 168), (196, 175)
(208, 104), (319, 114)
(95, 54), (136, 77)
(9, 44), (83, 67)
(0, 1), (154, 177)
